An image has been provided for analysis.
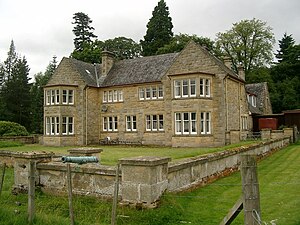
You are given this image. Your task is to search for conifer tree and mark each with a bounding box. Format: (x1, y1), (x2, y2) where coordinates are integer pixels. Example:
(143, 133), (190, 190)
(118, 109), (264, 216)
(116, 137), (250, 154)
(72, 12), (97, 52)
(141, 0), (173, 56)
(275, 33), (295, 63)
(1, 56), (31, 129)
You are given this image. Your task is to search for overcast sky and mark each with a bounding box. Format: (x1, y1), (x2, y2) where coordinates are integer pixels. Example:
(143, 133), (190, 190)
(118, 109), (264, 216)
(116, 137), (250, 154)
(1, 0), (299, 80)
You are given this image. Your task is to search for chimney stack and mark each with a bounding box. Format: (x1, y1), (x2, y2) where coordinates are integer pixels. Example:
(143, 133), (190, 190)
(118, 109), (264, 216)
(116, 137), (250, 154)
(101, 50), (115, 76)
(238, 64), (245, 81)
(223, 57), (232, 69)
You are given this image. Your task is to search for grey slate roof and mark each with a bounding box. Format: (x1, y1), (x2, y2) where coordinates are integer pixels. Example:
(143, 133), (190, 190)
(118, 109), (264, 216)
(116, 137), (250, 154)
(68, 58), (100, 87)
(101, 53), (179, 87)
(245, 82), (268, 115)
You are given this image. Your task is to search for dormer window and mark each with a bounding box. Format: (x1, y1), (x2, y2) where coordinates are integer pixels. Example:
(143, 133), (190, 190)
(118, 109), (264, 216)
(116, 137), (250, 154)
(247, 94), (257, 107)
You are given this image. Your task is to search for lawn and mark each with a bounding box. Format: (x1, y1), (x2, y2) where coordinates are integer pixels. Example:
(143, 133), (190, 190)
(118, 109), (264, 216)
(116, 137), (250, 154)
(0, 141), (299, 224)
(0, 140), (257, 165)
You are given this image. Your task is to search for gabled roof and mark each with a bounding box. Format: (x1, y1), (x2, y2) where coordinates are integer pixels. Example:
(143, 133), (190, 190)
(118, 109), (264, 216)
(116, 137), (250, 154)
(245, 82), (269, 115)
(67, 58), (101, 87)
(101, 53), (178, 87)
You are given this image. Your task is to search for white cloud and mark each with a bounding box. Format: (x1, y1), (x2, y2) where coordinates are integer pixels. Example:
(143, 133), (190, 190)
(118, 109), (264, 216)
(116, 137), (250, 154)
(1, 0), (299, 78)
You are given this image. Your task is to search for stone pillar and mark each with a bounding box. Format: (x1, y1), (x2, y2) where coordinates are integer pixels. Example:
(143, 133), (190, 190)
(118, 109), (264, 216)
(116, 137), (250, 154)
(283, 128), (294, 143)
(13, 152), (53, 191)
(261, 129), (271, 141)
(119, 156), (171, 208)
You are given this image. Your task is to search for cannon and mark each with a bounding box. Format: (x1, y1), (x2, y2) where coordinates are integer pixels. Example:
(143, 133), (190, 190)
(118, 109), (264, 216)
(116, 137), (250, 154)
(61, 156), (99, 164)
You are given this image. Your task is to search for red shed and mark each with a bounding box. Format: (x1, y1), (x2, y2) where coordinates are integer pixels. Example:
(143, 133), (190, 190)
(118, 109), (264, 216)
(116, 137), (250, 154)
(258, 118), (278, 130)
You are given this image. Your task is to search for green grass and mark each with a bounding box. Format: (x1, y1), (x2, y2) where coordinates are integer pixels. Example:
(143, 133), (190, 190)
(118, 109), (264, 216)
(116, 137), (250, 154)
(0, 141), (299, 224)
(0, 140), (257, 165)
(0, 140), (23, 148)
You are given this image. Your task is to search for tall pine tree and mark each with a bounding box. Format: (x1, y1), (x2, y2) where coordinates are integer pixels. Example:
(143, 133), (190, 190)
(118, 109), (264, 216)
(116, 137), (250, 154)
(141, 0), (173, 56)
(1, 56), (31, 129)
(275, 33), (295, 63)
(72, 12), (97, 52)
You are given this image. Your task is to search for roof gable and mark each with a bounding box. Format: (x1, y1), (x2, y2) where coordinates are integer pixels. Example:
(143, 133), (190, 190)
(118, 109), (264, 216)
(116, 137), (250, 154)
(166, 41), (239, 79)
(46, 57), (100, 87)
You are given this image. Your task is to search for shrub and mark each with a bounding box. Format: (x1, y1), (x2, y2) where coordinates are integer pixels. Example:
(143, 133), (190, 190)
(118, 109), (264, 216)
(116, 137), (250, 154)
(0, 121), (29, 136)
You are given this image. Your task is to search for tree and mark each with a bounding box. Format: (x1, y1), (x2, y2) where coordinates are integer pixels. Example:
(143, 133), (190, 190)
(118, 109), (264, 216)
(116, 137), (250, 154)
(72, 12), (97, 52)
(141, 0), (173, 56)
(1, 57), (31, 129)
(30, 56), (57, 133)
(156, 33), (215, 55)
(2, 40), (18, 82)
(275, 33), (295, 63)
(216, 18), (275, 76)
(270, 33), (300, 113)
(71, 41), (102, 63)
(103, 37), (141, 60)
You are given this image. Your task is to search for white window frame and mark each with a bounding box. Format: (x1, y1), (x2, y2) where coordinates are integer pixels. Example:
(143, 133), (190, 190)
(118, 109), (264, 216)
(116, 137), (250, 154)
(45, 90), (51, 105)
(146, 114), (164, 131)
(103, 91), (108, 102)
(118, 90), (123, 102)
(158, 85), (164, 99)
(200, 112), (211, 134)
(139, 85), (164, 100)
(200, 78), (211, 97)
(103, 116), (118, 131)
(241, 116), (248, 130)
(139, 88), (145, 100)
(174, 79), (196, 98)
(62, 116), (74, 135)
(175, 112), (197, 135)
(55, 90), (60, 104)
(126, 115), (137, 132)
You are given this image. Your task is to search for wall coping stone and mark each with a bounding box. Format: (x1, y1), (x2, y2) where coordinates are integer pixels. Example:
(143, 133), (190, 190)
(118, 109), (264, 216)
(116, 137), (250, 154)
(67, 147), (103, 156)
(119, 156), (171, 166)
(37, 162), (116, 176)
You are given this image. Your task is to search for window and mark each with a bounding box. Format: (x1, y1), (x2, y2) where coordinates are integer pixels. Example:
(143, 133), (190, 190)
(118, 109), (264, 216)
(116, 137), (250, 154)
(56, 90), (60, 104)
(103, 116), (118, 131)
(62, 116), (74, 135)
(126, 115), (137, 131)
(175, 112), (197, 135)
(174, 79), (196, 98)
(46, 90), (51, 105)
(103, 91), (108, 102)
(146, 115), (164, 131)
(139, 88), (145, 100)
(45, 89), (74, 105)
(45, 116), (60, 135)
(108, 91), (113, 102)
(158, 86), (164, 99)
(62, 90), (74, 105)
(139, 85), (164, 100)
(103, 90), (123, 103)
(200, 78), (211, 97)
(200, 112), (211, 134)
(146, 88), (151, 99)
(241, 116), (248, 130)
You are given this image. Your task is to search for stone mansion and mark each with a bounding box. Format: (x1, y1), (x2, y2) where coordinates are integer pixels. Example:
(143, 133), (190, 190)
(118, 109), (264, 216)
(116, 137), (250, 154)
(43, 41), (265, 147)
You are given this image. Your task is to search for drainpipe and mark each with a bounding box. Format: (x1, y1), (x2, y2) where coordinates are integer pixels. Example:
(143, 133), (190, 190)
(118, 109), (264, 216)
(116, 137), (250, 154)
(83, 86), (88, 146)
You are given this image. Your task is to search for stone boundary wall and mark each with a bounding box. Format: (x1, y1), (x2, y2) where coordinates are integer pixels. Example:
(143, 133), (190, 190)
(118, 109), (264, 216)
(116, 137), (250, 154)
(37, 161), (116, 198)
(0, 135), (40, 144)
(0, 137), (291, 207)
(167, 137), (290, 192)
